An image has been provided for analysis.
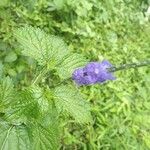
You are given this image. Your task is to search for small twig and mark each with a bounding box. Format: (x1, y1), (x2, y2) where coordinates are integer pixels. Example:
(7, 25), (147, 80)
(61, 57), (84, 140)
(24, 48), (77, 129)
(108, 60), (150, 72)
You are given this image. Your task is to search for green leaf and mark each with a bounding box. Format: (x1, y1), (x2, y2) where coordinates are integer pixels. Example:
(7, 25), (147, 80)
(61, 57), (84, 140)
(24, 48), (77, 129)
(4, 89), (39, 124)
(4, 86), (49, 124)
(0, 120), (31, 150)
(54, 85), (92, 123)
(0, 82), (60, 149)
(14, 26), (69, 67)
(56, 53), (87, 79)
(0, 109), (59, 150)
(29, 122), (59, 150)
(30, 85), (49, 116)
(0, 77), (15, 112)
(28, 105), (60, 150)
(4, 51), (17, 62)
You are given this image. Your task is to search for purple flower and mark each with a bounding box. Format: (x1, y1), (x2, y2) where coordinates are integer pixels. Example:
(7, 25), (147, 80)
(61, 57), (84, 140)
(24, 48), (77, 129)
(72, 60), (115, 85)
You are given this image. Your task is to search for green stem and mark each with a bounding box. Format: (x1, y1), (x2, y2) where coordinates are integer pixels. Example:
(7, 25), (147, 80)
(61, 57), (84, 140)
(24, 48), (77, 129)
(108, 60), (150, 72)
(49, 78), (71, 88)
(46, 60), (150, 88)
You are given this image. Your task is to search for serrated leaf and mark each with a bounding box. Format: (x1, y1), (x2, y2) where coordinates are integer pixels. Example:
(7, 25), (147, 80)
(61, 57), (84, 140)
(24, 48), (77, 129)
(0, 120), (31, 150)
(4, 86), (49, 124)
(4, 90), (39, 124)
(0, 77), (15, 112)
(28, 105), (60, 150)
(56, 53), (87, 79)
(30, 85), (49, 116)
(54, 85), (92, 123)
(29, 122), (59, 150)
(14, 26), (69, 67)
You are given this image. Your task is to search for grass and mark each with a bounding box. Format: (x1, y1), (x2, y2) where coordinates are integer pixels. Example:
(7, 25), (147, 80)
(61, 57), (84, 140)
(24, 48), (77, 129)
(0, 0), (150, 149)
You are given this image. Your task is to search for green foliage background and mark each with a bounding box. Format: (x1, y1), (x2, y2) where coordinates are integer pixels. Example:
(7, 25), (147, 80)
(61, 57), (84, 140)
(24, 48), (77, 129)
(0, 0), (150, 149)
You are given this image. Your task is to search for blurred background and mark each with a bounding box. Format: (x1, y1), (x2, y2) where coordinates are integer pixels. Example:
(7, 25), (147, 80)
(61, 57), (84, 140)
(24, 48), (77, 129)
(0, 0), (150, 149)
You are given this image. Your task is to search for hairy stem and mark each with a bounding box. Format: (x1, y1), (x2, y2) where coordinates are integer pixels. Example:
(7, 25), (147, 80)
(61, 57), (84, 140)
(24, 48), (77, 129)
(108, 60), (150, 72)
